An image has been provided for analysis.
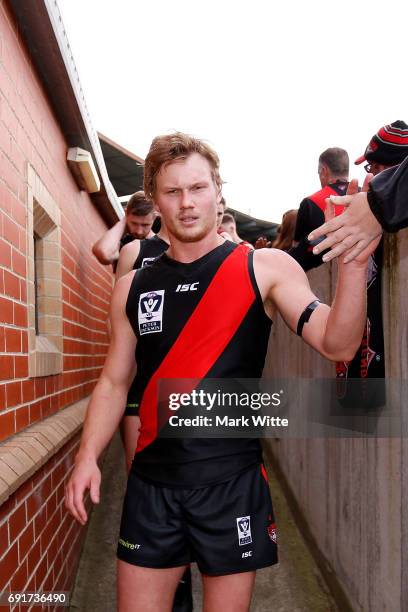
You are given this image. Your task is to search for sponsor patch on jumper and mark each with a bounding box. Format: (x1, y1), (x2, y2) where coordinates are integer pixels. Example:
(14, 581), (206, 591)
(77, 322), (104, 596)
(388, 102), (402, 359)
(175, 282), (199, 292)
(118, 538), (141, 550)
(138, 290), (164, 335)
(268, 522), (277, 544)
(236, 515), (252, 546)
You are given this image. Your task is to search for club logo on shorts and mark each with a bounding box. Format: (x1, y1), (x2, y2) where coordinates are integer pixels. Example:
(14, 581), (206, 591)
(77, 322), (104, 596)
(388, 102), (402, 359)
(236, 516), (252, 546)
(268, 522), (277, 544)
(138, 290), (164, 335)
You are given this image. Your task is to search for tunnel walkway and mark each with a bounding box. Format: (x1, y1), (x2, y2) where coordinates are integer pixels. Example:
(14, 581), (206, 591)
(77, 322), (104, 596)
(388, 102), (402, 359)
(69, 434), (339, 611)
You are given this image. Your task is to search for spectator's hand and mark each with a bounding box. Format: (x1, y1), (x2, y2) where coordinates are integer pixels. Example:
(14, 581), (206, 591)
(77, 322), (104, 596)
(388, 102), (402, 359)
(65, 455), (101, 525)
(255, 236), (271, 249)
(308, 174), (382, 263)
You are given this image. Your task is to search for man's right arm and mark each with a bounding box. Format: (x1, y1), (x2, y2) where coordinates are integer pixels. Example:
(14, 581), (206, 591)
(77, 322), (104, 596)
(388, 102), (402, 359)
(65, 272), (136, 524)
(92, 217), (127, 265)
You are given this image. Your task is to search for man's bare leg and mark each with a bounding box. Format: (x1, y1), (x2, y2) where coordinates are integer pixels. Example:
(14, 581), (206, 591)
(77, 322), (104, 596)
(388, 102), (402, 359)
(202, 571), (256, 612)
(117, 561), (188, 612)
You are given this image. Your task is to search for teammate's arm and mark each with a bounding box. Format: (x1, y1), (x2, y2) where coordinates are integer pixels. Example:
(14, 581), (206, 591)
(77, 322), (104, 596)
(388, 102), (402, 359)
(65, 272), (137, 524)
(254, 246), (376, 362)
(92, 217), (127, 265)
(115, 240), (141, 281)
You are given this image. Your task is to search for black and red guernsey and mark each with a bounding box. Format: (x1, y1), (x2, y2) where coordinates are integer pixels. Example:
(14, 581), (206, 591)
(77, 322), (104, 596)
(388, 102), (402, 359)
(133, 235), (169, 270)
(125, 241), (272, 488)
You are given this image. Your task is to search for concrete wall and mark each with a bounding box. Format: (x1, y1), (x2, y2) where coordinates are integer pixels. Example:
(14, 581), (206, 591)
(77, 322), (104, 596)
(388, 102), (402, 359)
(263, 230), (408, 611)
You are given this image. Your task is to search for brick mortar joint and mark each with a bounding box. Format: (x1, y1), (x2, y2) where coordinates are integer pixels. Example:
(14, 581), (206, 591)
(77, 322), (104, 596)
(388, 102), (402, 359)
(0, 397), (89, 507)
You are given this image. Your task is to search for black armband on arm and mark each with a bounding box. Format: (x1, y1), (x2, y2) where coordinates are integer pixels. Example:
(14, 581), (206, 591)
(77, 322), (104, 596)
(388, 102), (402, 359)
(296, 300), (321, 337)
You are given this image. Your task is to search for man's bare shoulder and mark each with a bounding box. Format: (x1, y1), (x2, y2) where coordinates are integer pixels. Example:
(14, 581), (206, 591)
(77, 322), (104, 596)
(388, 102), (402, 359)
(120, 239), (141, 257)
(253, 248), (306, 292)
(116, 240), (141, 280)
(111, 270), (137, 311)
(253, 247), (303, 270)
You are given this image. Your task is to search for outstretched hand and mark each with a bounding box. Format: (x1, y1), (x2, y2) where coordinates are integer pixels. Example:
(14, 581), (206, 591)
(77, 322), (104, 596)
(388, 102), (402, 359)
(308, 174), (382, 263)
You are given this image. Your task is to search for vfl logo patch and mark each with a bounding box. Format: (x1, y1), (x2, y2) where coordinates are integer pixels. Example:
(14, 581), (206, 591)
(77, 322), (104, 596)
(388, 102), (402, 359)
(236, 516), (252, 546)
(268, 522), (277, 544)
(138, 290), (164, 335)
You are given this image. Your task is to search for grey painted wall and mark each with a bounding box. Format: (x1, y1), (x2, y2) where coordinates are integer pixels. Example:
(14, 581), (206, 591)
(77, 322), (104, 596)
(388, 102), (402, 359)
(263, 230), (408, 611)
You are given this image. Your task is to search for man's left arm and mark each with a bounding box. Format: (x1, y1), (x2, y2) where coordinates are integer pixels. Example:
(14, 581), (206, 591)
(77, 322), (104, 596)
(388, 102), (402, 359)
(255, 248), (375, 362)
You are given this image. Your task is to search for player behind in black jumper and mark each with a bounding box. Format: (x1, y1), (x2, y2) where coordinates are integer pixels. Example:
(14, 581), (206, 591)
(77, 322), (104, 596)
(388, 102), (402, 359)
(66, 132), (380, 611)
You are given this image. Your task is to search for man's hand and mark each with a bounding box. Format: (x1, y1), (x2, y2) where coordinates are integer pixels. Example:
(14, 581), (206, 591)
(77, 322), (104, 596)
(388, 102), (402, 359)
(65, 454), (101, 525)
(308, 174), (382, 263)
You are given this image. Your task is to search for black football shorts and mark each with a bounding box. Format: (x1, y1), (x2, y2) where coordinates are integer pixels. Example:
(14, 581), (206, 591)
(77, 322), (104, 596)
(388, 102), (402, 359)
(117, 463), (278, 575)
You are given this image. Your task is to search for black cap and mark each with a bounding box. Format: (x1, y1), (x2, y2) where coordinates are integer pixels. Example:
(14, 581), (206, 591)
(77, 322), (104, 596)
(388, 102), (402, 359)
(355, 120), (408, 166)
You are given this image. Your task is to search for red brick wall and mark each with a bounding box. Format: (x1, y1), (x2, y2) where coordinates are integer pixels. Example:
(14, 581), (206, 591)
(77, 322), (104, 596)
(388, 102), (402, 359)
(0, 0), (113, 600)
(0, 434), (89, 609)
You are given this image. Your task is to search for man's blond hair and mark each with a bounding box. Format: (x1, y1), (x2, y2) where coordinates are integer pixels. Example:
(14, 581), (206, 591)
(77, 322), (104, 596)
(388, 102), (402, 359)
(144, 132), (223, 199)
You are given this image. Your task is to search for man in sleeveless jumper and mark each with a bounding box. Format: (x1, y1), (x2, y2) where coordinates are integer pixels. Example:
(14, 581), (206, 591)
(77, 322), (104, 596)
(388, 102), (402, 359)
(92, 191), (156, 270)
(66, 132), (380, 611)
(289, 147), (349, 271)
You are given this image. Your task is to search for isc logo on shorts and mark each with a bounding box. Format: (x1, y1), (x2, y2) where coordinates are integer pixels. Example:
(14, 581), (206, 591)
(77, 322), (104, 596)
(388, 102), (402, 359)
(138, 290), (164, 335)
(242, 550), (252, 558)
(236, 515), (252, 546)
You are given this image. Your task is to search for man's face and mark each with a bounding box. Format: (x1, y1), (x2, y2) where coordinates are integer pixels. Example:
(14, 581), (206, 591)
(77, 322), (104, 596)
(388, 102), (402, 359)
(365, 161), (390, 177)
(126, 212), (154, 239)
(153, 153), (220, 243)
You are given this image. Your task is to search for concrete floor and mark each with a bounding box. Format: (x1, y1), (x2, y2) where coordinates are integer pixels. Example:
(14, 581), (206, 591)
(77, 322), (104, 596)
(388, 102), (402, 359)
(69, 434), (339, 611)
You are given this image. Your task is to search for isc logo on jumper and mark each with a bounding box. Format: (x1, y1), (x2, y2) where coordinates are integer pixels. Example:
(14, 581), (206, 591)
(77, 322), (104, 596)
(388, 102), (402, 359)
(138, 290), (164, 335)
(242, 550), (252, 558)
(175, 282), (199, 292)
(236, 516), (252, 546)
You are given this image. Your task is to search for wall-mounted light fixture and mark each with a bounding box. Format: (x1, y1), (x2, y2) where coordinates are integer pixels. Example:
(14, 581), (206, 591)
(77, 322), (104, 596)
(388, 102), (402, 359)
(67, 147), (101, 193)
